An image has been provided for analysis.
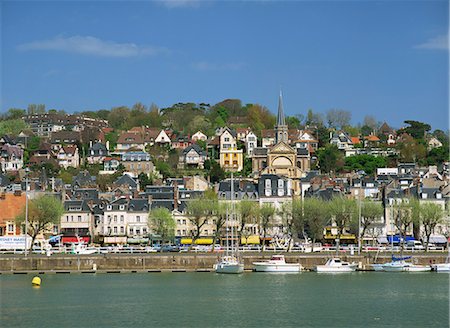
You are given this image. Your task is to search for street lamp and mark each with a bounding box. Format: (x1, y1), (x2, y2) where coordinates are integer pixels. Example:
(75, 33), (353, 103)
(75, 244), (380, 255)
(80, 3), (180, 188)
(24, 167), (30, 257)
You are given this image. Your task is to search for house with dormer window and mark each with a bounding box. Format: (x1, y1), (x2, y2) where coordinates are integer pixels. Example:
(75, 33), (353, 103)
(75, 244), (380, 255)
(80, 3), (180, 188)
(219, 127), (243, 172)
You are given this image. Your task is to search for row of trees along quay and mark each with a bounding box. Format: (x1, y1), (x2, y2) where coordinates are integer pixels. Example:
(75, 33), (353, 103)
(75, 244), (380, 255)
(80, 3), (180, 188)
(16, 193), (445, 253)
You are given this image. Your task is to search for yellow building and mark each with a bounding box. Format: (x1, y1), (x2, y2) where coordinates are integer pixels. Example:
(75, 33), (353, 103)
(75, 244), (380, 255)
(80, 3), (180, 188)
(219, 128), (243, 172)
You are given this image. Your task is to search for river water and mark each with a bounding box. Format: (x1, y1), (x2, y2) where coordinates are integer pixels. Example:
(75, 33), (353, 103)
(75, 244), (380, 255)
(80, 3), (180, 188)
(1, 272), (448, 327)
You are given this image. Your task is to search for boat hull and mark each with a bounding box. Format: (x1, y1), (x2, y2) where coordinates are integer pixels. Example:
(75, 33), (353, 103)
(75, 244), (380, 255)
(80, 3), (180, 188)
(214, 263), (244, 274)
(253, 263), (301, 272)
(371, 264), (385, 272)
(315, 265), (356, 273)
(405, 265), (432, 272)
(382, 262), (408, 272)
(433, 263), (450, 272)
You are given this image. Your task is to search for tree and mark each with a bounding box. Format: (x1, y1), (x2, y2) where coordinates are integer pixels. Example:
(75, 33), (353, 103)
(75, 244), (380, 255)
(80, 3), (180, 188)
(351, 200), (383, 250)
(317, 145), (344, 173)
(392, 199), (416, 251)
(148, 207), (176, 245)
(16, 195), (64, 251)
(344, 155), (387, 175)
(209, 161), (225, 183)
(0, 119), (28, 136)
(237, 200), (258, 246)
(108, 106), (130, 130)
(212, 202), (228, 251)
(363, 115), (378, 131)
(6, 108), (26, 120)
(327, 197), (357, 251)
(303, 197), (329, 252)
(305, 109), (324, 127)
(258, 203), (275, 251)
(417, 202), (444, 251)
(278, 201), (297, 252)
(326, 109), (351, 129)
(138, 172), (152, 190)
(186, 196), (215, 241)
(399, 120), (431, 140)
(396, 134), (427, 163)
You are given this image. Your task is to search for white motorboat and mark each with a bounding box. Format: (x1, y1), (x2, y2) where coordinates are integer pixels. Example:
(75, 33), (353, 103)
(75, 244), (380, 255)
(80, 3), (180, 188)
(382, 260), (409, 272)
(253, 255), (302, 272)
(314, 258), (357, 273)
(432, 263), (450, 272)
(371, 263), (386, 271)
(214, 256), (245, 274)
(71, 243), (97, 255)
(405, 265), (432, 272)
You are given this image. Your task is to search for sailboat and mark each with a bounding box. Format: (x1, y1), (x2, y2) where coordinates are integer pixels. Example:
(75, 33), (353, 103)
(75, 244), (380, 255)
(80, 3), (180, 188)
(432, 243), (450, 272)
(214, 173), (244, 274)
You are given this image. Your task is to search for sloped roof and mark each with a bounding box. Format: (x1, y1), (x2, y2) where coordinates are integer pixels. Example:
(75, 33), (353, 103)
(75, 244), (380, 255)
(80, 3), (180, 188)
(117, 131), (144, 144)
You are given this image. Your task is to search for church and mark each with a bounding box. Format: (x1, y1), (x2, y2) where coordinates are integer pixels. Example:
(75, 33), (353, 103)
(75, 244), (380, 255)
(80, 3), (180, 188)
(251, 92), (310, 195)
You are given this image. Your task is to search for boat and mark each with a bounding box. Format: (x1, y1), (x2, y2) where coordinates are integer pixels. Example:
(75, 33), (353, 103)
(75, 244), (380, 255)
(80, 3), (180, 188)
(214, 173), (244, 274)
(214, 256), (244, 274)
(432, 245), (450, 272)
(371, 263), (385, 271)
(432, 263), (450, 272)
(314, 258), (357, 273)
(382, 256), (411, 272)
(71, 236), (98, 255)
(405, 264), (432, 272)
(252, 255), (302, 272)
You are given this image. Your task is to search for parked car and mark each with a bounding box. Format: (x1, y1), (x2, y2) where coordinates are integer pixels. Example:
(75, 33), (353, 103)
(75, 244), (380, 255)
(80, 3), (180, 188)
(406, 240), (425, 250)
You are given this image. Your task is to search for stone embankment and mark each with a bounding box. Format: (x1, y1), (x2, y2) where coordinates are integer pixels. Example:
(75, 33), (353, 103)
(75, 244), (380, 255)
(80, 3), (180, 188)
(0, 253), (447, 273)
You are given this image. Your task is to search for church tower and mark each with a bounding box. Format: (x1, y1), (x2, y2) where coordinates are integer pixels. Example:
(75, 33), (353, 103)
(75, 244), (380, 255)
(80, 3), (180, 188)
(275, 91), (288, 144)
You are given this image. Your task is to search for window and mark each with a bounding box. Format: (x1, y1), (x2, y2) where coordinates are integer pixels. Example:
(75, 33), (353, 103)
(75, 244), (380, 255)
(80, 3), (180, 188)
(66, 215), (69, 222)
(120, 226), (124, 234)
(136, 228), (140, 235)
(130, 228), (134, 235)
(78, 215), (82, 222)
(7, 224), (14, 232)
(113, 227), (117, 234)
(120, 215), (124, 222)
(71, 216), (74, 222)
(114, 215), (117, 222)
(137, 216), (141, 222)
(143, 228), (147, 234)
(107, 215), (111, 222)
(182, 219), (186, 225)
(224, 137), (230, 142)
(53, 225), (58, 234)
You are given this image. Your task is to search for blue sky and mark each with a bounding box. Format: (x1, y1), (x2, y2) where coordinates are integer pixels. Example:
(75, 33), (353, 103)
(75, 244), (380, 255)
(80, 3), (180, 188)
(1, 0), (448, 130)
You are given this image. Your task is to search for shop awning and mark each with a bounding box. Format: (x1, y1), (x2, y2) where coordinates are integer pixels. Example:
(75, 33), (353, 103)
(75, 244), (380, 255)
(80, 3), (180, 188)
(241, 235), (260, 245)
(180, 238), (193, 245)
(127, 238), (149, 244)
(194, 238), (213, 245)
(62, 236), (90, 244)
(377, 236), (389, 244)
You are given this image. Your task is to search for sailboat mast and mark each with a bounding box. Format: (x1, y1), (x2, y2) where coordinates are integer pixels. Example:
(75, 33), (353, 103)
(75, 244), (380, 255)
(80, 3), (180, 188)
(231, 172), (234, 255)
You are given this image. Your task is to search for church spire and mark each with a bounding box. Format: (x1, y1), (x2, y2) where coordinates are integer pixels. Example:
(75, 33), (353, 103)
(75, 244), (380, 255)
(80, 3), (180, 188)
(277, 90), (286, 126)
(275, 90), (288, 144)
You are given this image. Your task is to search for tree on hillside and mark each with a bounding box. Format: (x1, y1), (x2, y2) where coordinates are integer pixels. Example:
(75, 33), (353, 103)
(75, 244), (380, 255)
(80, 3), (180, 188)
(5, 108), (26, 120)
(326, 109), (351, 129)
(186, 197), (214, 241)
(392, 199), (416, 250)
(16, 195), (64, 251)
(344, 155), (387, 175)
(148, 207), (176, 245)
(212, 202), (228, 251)
(363, 115), (379, 131)
(108, 106), (130, 130)
(396, 134), (427, 163)
(317, 145), (344, 173)
(0, 119), (28, 136)
(399, 120), (431, 140)
(305, 109), (324, 127)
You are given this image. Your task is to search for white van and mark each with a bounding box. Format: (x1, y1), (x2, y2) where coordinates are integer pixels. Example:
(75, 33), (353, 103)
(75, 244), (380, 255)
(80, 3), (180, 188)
(406, 240), (425, 250)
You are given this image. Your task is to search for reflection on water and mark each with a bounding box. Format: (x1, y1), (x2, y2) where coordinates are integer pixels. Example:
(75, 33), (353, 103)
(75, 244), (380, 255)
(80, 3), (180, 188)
(1, 272), (448, 327)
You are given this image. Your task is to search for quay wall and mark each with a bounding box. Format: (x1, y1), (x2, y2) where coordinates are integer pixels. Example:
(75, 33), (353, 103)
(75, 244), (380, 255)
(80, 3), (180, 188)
(0, 253), (447, 272)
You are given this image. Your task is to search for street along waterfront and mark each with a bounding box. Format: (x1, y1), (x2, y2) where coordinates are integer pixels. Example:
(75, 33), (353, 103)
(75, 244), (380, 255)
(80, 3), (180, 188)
(1, 272), (448, 327)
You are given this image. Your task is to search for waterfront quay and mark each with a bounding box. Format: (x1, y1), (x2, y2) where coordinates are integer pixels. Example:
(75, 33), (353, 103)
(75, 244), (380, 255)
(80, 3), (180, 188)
(1, 252), (447, 273)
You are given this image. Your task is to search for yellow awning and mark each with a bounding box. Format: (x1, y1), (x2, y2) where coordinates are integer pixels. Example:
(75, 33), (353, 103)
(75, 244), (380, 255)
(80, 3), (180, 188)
(194, 238), (213, 245)
(180, 238), (193, 245)
(241, 235), (260, 245)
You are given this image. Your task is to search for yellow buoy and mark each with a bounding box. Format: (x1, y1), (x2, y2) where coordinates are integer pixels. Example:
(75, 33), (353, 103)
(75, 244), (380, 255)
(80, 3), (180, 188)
(31, 276), (41, 286)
